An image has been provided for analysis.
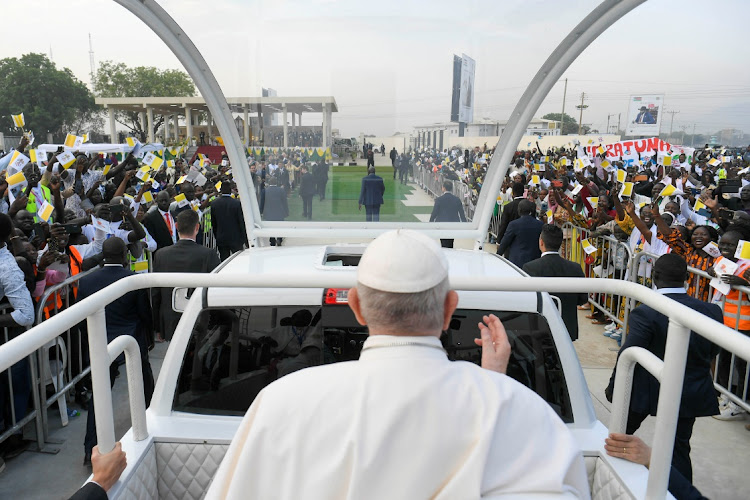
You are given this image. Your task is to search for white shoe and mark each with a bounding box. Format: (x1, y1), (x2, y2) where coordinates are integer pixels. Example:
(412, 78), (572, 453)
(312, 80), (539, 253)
(604, 322), (617, 331)
(718, 394), (730, 410)
(712, 401), (747, 421)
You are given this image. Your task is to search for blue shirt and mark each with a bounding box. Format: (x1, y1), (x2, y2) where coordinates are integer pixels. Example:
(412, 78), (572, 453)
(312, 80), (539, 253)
(0, 245), (34, 326)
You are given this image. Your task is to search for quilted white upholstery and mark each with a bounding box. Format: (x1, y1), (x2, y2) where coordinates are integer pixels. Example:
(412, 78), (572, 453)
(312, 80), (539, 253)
(121, 444), (158, 499)
(589, 457), (634, 500)
(585, 456), (597, 490)
(156, 442), (229, 500)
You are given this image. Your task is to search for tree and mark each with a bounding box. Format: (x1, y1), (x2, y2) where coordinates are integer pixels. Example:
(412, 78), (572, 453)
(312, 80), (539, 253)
(93, 61), (196, 141)
(541, 112), (587, 135)
(0, 53), (96, 137)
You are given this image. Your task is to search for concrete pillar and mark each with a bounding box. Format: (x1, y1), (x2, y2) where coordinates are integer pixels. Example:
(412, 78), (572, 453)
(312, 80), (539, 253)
(207, 111), (213, 142)
(282, 104), (288, 148)
(321, 103), (327, 148)
(139, 111), (146, 141)
(146, 106), (154, 143)
(243, 107), (250, 145)
(164, 115), (171, 141)
(108, 107), (117, 143)
(291, 112), (296, 146)
(173, 113), (179, 141)
(185, 107), (193, 145)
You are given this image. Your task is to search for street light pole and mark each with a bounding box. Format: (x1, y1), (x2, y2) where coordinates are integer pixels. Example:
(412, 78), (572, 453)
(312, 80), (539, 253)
(576, 92), (588, 135)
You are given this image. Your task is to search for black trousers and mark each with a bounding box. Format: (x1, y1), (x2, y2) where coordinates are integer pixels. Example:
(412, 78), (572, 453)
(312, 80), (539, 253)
(218, 244), (243, 262)
(627, 410), (696, 482)
(301, 196), (313, 220)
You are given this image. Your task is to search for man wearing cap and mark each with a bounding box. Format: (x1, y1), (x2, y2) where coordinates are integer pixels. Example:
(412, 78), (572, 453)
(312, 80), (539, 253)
(207, 230), (588, 500)
(358, 167), (385, 222)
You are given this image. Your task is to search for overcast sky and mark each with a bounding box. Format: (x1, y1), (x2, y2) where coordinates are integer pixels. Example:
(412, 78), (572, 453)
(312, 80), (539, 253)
(3, 0), (749, 139)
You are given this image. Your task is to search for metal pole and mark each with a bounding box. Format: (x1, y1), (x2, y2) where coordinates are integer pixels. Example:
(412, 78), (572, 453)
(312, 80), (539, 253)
(87, 309), (116, 454)
(560, 78), (567, 134)
(646, 319), (690, 499)
(577, 92), (586, 135)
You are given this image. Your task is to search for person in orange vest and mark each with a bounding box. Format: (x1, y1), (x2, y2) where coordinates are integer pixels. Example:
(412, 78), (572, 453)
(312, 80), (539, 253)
(708, 225), (750, 421)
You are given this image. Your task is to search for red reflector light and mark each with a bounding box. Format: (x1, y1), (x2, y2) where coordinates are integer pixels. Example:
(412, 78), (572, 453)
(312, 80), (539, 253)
(324, 288), (349, 304)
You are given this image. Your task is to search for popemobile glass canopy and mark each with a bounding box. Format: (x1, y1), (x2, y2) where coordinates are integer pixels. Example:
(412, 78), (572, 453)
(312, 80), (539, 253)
(105, 0), (655, 247)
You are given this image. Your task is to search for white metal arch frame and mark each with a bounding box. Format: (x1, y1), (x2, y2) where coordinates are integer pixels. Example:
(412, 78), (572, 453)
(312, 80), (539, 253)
(114, 0), (646, 245)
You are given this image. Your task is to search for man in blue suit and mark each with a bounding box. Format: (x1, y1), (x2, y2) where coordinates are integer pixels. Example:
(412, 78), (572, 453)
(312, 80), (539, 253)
(430, 180), (466, 248)
(496, 200), (543, 268)
(358, 167), (385, 221)
(77, 238), (154, 466)
(605, 253), (721, 483)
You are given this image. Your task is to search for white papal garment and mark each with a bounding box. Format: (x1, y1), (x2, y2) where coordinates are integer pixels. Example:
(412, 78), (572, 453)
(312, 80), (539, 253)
(206, 335), (590, 499)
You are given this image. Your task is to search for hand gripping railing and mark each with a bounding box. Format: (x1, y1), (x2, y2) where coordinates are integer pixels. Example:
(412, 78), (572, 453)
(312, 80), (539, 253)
(2, 274), (750, 499)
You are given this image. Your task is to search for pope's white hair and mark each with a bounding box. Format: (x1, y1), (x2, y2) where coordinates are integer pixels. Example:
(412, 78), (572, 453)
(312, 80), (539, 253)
(356, 277), (449, 334)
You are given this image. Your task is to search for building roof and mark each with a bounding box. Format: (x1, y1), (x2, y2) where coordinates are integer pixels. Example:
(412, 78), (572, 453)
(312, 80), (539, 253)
(414, 117), (554, 129)
(95, 96), (338, 115)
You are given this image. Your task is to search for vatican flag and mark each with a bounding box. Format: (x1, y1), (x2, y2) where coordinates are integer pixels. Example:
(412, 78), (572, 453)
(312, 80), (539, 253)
(11, 113), (24, 128)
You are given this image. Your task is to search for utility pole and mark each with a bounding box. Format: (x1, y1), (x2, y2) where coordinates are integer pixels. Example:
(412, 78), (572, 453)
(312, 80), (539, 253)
(575, 92), (588, 135)
(606, 113), (617, 134)
(680, 125), (688, 145)
(664, 109), (680, 140)
(560, 78), (568, 135)
(691, 123), (696, 147)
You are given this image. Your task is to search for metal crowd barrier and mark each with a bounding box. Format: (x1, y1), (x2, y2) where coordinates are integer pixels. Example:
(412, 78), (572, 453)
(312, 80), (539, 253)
(560, 222), (632, 333)
(629, 250), (750, 414)
(33, 267), (99, 451)
(414, 166), (475, 223)
(0, 305), (44, 454)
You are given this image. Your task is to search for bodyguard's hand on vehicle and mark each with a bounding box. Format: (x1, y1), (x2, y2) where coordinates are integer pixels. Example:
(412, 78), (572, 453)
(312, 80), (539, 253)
(475, 314), (511, 374)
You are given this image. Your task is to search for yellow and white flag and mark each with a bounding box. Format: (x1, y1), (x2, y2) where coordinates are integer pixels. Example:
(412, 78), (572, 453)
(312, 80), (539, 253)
(600, 160), (611, 169)
(694, 198), (706, 212)
(103, 163), (112, 176)
(64, 134), (83, 148)
(546, 209), (554, 223)
(596, 146), (605, 155)
(735, 240), (750, 260)
(708, 158), (720, 167)
(176, 175), (188, 185)
(659, 184), (683, 198)
(174, 193), (188, 207)
(215, 181), (222, 191)
(142, 191), (154, 203)
(619, 182), (634, 198)
(6, 171), (27, 189)
(7, 151), (30, 172)
(82, 133), (90, 143)
(530, 175), (540, 185)
(11, 113), (24, 128)
(135, 167), (151, 181)
(587, 197), (598, 207)
(616, 169), (627, 183)
(57, 151), (77, 169)
(37, 199), (54, 222)
(126, 137), (137, 147)
(581, 239), (598, 255)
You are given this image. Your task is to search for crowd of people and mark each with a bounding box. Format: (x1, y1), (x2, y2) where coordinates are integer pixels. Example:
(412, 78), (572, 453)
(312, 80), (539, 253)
(0, 124), (747, 498)
(492, 142), (750, 426)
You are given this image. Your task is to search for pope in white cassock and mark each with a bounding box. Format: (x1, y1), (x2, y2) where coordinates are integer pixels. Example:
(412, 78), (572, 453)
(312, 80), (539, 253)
(206, 230), (590, 499)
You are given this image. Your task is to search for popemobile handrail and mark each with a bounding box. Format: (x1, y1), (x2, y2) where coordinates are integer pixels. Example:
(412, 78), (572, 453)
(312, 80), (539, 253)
(2, 273), (749, 499)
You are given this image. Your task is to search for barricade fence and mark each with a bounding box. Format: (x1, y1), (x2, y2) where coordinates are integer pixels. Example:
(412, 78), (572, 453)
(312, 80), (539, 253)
(413, 164), (475, 223)
(560, 222), (632, 333)
(629, 251), (750, 415)
(554, 223), (749, 414)
(0, 305), (44, 454)
(0, 246), (157, 453)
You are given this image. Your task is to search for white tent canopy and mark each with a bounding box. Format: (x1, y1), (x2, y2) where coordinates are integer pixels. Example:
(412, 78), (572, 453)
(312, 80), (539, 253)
(37, 143), (165, 155)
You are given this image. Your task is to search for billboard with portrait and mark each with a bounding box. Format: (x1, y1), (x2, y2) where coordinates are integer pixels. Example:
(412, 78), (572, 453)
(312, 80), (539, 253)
(625, 94), (664, 136)
(458, 54), (475, 124)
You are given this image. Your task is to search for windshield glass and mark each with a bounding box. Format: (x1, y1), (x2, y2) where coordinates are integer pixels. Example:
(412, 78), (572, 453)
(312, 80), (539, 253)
(173, 306), (572, 422)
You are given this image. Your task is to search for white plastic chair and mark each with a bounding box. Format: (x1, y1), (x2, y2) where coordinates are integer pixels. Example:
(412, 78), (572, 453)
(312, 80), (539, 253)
(41, 338), (69, 427)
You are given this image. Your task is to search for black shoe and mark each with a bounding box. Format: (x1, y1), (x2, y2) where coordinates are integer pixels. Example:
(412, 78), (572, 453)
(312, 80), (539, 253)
(75, 391), (91, 408)
(83, 453), (91, 467)
(1, 435), (29, 460)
